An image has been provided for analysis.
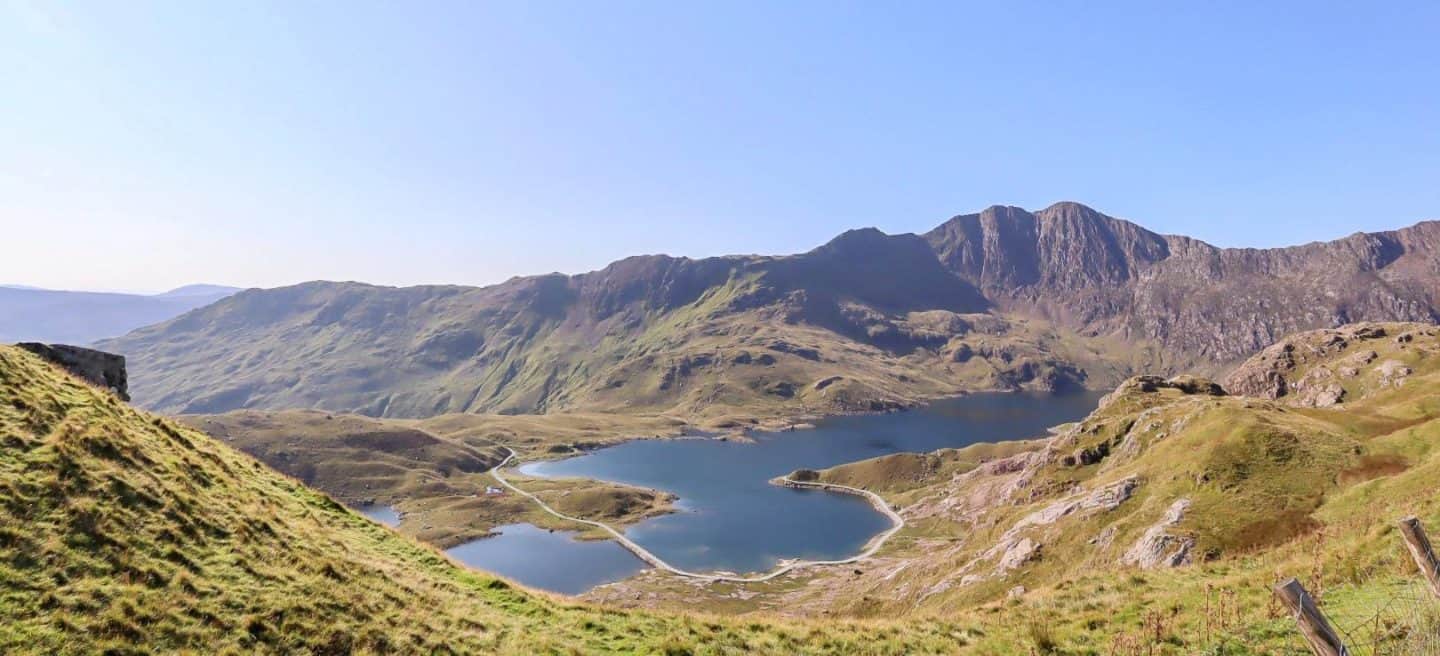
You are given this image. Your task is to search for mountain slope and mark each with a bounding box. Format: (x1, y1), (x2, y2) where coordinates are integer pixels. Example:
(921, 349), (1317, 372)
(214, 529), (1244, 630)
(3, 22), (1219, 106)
(0, 345), (972, 654)
(590, 322), (1440, 653)
(0, 284), (240, 344)
(100, 203), (1439, 419)
(104, 237), (1111, 419)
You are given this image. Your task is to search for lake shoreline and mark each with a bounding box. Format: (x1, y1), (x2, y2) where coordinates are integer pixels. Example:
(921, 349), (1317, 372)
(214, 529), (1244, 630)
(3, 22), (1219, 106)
(468, 391), (1102, 593)
(528, 385), (1096, 465)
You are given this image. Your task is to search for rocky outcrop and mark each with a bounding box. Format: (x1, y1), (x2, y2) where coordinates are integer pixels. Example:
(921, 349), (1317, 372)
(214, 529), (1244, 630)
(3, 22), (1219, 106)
(15, 343), (129, 401)
(1121, 499), (1194, 569)
(1099, 374), (1226, 409)
(996, 537), (1040, 572)
(1222, 322), (1436, 405)
(973, 476), (1142, 579)
(1376, 359), (1413, 388)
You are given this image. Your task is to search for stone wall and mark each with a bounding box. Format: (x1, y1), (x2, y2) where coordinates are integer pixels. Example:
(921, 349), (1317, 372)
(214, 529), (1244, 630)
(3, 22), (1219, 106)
(16, 343), (129, 401)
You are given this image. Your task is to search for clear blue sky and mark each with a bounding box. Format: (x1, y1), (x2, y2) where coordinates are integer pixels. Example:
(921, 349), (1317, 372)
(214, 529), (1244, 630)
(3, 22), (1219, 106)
(3, 1), (1437, 292)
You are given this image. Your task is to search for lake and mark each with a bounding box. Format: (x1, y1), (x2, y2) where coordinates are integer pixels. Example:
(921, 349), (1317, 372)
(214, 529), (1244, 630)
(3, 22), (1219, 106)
(449, 391), (1100, 593)
(357, 504), (401, 527)
(448, 523), (647, 594)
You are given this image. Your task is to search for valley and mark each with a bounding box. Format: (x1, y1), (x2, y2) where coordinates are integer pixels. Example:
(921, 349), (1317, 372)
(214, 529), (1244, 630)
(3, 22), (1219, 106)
(586, 322), (1440, 652)
(11, 206), (1440, 653)
(11, 6), (1440, 653)
(0, 344), (979, 654)
(515, 391), (1098, 584)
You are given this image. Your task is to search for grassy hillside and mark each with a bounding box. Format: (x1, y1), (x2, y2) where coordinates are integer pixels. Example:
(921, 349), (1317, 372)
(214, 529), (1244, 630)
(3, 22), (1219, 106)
(589, 323), (1440, 654)
(0, 345), (977, 654)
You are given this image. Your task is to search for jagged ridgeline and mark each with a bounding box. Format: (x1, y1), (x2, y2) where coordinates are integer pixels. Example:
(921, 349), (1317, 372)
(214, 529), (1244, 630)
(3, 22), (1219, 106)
(100, 203), (1440, 421)
(0, 345), (975, 654)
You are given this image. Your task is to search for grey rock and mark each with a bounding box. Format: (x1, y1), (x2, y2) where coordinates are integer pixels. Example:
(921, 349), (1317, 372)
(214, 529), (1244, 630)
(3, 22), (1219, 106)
(1121, 498), (1194, 569)
(16, 343), (129, 401)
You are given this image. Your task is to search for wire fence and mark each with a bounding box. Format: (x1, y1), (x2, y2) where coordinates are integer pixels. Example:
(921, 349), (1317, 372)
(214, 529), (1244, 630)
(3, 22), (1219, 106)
(1315, 579), (1440, 656)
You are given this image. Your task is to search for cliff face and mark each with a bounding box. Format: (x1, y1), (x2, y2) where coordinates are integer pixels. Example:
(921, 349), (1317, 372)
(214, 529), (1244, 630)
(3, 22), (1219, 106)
(926, 203), (1440, 363)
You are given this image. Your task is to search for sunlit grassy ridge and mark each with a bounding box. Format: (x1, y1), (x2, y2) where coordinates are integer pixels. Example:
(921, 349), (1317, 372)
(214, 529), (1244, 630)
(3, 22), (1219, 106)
(0, 345), (975, 654)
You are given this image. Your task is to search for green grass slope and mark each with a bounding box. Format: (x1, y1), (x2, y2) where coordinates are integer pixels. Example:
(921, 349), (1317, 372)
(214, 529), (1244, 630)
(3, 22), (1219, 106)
(0, 345), (974, 654)
(592, 323), (1440, 654)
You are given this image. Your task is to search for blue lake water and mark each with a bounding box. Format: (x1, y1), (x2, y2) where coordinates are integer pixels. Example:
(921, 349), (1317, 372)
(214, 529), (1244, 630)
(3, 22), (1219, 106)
(357, 504), (401, 527)
(446, 523), (646, 594)
(448, 391), (1100, 591)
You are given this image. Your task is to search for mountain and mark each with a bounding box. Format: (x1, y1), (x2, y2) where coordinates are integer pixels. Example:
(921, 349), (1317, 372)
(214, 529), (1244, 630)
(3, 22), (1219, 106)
(0, 344), (970, 654)
(99, 203), (1439, 419)
(101, 234), (1116, 419)
(153, 283), (243, 298)
(0, 284), (241, 344)
(926, 202), (1440, 361)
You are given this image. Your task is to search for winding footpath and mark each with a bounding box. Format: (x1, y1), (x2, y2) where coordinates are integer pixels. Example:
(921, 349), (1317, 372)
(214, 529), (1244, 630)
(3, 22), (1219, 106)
(488, 446), (905, 583)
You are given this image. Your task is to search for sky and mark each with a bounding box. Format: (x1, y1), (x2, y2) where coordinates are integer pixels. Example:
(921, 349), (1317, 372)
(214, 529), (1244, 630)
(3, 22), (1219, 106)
(2, 1), (1438, 293)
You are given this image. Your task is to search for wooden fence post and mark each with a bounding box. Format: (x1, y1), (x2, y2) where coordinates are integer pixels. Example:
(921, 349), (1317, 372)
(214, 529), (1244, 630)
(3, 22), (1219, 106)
(1272, 578), (1349, 656)
(1398, 516), (1440, 599)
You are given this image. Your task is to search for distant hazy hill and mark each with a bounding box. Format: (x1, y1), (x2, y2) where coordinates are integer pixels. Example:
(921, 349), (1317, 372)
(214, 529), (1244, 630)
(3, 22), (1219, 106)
(101, 202), (1439, 419)
(151, 283), (241, 298)
(0, 284), (240, 344)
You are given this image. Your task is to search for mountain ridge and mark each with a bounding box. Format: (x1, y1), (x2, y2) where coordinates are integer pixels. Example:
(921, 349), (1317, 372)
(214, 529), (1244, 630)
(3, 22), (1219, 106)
(100, 203), (1439, 419)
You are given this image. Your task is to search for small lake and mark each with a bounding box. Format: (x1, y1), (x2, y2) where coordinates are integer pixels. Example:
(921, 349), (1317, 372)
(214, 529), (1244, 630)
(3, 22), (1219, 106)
(447, 524), (646, 594)
(357, 504), (401, 527)
(457, 391), (1100, 593)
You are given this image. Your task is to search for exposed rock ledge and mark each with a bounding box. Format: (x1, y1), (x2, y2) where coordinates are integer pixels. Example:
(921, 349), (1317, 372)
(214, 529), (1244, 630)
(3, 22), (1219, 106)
(971, 476), (1143, 580)
(1121, 498), (1193, 569)
(1098, 374), (1225, 409)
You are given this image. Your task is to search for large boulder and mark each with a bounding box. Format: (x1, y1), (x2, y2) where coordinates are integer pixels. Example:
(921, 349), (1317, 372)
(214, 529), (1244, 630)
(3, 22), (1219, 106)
(15, 343), (129, 401)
